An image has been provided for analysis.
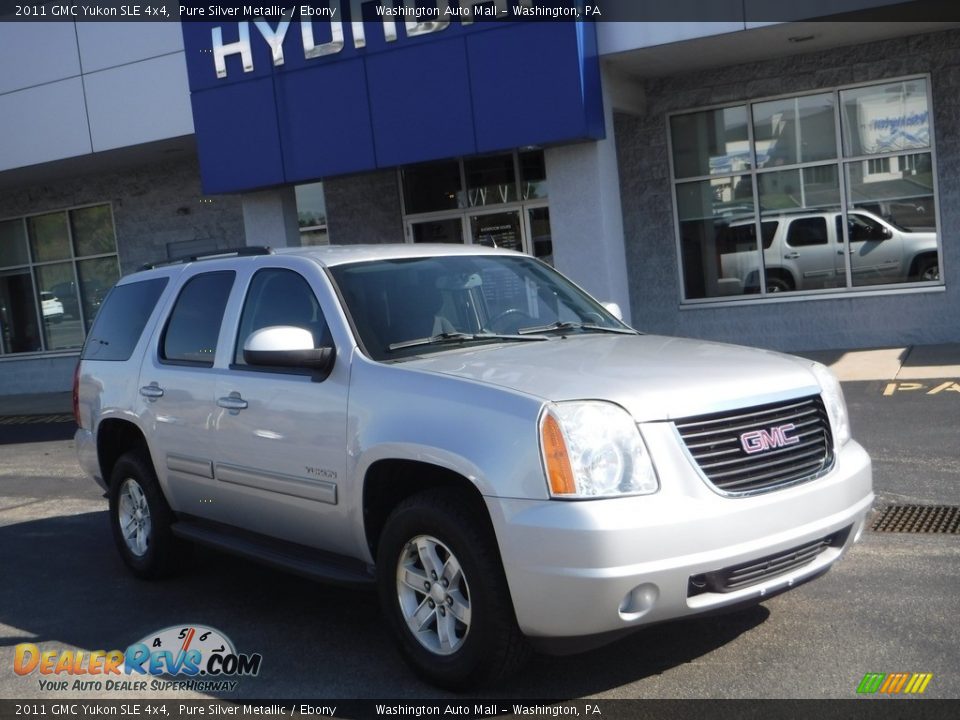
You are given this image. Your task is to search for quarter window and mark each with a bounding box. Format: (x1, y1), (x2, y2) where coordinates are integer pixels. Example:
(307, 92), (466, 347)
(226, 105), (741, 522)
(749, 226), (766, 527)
(82, 278), (168, 362)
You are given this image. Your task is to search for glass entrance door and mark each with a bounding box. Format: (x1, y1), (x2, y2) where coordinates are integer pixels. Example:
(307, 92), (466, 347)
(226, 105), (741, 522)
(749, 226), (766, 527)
(410, 217), (464, 244)
(469, 210), (523, 252)
(525, 206), (553, 265)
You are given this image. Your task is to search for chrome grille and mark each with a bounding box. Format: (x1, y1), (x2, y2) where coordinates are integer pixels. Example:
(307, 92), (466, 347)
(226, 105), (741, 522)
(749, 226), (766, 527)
(688, 527), (850, 596)
(675, 395), (834, 495)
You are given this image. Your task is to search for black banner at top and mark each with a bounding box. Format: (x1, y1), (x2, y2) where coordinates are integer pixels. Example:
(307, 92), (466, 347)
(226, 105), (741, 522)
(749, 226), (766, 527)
(1, 0), (960, 23)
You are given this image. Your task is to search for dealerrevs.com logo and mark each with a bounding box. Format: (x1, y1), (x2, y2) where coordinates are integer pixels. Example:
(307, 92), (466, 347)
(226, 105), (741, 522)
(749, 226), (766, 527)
(857, 672), (934, 695)
(14, 624), (261, 693)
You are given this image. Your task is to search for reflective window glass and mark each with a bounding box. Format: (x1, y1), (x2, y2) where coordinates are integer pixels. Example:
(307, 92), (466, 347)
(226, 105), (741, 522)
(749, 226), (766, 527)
(520, 150), (548, 200)
(844, 151), (937, 286)
(402, 161), (462, 214)
(36, 262), (83, 350)
(841, 78), (929, 157)
(671, 106), (750, 179)
(0, 204), (119, 355)
(412, 218), (463, 244)
(70, 205), (115, 257)
(0, 219), (30, 268)
(470, 211), (522, 252)
(753, 93), (836, 167)
(296, 183), (328, 245)
(528, 207), (553, 265)
(676, 175), (756, 298)
(758, 166), (840, 214)
(465, 154), (517, 207)
(77, 256), (120, 330)
(672, 77), (941, 301)
(28, 212), (70, 263)
(0, 269), (41, 354)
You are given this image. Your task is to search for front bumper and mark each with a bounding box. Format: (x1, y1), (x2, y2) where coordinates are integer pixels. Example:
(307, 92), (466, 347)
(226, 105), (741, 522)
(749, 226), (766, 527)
(487, 438), (872, 640)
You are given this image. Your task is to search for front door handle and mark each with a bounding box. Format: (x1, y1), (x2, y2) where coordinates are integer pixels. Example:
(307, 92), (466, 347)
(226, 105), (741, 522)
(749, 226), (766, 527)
(217, 393), (248, 411)
(139, 384), (164, 399)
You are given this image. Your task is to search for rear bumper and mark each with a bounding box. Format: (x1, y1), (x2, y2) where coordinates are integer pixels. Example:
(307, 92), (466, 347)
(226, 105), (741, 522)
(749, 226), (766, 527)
(487, 439), (872, 639)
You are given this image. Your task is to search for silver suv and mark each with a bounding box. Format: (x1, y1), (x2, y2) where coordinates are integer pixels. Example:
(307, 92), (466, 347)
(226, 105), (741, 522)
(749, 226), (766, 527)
(74, 244), (873, 688)
(719, 209), (938, 293)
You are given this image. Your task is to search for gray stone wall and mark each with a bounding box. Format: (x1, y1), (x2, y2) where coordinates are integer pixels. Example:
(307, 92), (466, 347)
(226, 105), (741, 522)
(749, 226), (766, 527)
(615, 28), (960, 351)
(0, 155), (244, 394)
(324, 170), (404, 245)
(0, 155), (244, 275)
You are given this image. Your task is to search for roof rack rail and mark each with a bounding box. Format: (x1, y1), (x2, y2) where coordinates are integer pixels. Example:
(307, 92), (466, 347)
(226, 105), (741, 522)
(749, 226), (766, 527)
(140, 246), (273, 271)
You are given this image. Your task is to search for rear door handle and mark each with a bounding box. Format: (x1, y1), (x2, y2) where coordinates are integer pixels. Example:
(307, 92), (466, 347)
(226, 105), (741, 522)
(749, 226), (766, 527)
(139, 384), (164, 399)
(217, 393), (248, 411)
(784, 252), (800, 259)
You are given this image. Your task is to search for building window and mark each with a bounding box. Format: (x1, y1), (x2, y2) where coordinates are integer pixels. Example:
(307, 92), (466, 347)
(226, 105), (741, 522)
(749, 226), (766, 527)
(399, 149), (554, 264)
(669, 76), (941, 301)
(0, 204), (120, 356)
(295, 182), (328, 246)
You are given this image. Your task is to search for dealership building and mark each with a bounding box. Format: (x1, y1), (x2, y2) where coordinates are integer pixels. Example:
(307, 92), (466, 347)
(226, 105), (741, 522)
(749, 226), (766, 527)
(1, 2), (958, 395)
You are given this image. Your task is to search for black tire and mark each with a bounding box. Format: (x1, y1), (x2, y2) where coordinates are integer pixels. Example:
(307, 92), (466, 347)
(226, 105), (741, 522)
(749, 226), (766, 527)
(376, 488), (530, 689)
(914, 255), (939, 282)
(765, 273), (794, 293)
(108, 451), (185, 579)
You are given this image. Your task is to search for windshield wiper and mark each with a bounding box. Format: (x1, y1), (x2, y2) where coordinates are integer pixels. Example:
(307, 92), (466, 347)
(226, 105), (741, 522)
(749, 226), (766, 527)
(517, 321), (637, 336)
(388, 331), (548, 352)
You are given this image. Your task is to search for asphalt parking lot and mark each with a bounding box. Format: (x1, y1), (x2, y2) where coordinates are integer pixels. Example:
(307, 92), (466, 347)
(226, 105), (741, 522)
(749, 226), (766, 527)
(0, 374), (957, 703)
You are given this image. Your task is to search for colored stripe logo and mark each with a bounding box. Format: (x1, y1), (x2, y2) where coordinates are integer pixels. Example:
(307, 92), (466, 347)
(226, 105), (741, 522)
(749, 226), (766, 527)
(857, 673), (933, 694)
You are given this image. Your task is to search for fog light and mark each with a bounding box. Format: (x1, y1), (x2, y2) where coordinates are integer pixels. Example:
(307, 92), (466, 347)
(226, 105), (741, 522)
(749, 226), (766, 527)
(618, 583), (658, 621)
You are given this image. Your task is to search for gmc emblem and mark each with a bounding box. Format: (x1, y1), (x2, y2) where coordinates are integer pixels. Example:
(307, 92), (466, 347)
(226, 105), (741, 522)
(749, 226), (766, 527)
(740, 423), (801, 454)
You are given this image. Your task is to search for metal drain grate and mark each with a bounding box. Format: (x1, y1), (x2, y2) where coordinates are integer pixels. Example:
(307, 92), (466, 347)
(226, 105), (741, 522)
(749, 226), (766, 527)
(872, 505), (960, 534)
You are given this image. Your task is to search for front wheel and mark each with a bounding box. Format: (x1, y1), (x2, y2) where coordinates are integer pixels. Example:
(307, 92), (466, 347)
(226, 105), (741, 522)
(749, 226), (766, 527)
(108, 452), (185, 579)
(376, 488), (529, 689)
(915, 256), (940, 282)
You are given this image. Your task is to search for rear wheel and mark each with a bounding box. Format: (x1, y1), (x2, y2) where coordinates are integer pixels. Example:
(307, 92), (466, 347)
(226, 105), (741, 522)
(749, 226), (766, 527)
(108, 452), (185, 579)
(376, 488), (529, 689)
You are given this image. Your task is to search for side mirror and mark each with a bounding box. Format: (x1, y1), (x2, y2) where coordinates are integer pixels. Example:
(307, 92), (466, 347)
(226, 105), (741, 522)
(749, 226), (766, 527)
(882, 226), (893, 240)
(243, 326), (335, 380)
(602, 302), (624, 321)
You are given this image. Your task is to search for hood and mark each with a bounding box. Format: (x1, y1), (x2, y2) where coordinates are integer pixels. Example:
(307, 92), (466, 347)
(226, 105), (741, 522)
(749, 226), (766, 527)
(403, 334), (821, 422)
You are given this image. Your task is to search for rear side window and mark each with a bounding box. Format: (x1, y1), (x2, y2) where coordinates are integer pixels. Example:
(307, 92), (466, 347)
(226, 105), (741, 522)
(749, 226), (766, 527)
(786, 217), (828, 247)
(161, 271), (234, 366)
(81, 278), (168, 361)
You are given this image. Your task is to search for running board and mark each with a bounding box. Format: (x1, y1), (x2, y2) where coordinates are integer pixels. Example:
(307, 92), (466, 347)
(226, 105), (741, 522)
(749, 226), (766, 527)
(172, 518), (375, 587)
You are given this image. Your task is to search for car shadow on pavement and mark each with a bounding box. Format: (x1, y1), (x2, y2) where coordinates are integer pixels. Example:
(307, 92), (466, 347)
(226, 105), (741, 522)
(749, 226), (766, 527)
(0, 511), (769, 699)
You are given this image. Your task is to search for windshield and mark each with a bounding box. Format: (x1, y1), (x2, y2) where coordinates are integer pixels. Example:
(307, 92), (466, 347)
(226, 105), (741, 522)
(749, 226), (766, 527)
(329, 254), (632, 361)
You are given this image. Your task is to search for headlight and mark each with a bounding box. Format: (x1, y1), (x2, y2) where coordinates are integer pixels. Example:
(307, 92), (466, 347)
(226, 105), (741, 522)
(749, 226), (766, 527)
(539, 401), (659, 499)
(810, 362), (851, 449)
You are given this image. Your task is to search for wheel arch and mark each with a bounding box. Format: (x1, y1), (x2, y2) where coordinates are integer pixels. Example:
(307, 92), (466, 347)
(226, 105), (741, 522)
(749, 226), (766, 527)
(909, 251), (939, 278)
(362, 459), (491, 559)
(97, 418), (152, 487)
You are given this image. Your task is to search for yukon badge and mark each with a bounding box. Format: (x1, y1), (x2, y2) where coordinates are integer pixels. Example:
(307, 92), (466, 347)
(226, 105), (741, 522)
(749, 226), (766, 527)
(740, 423), (801, 454)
